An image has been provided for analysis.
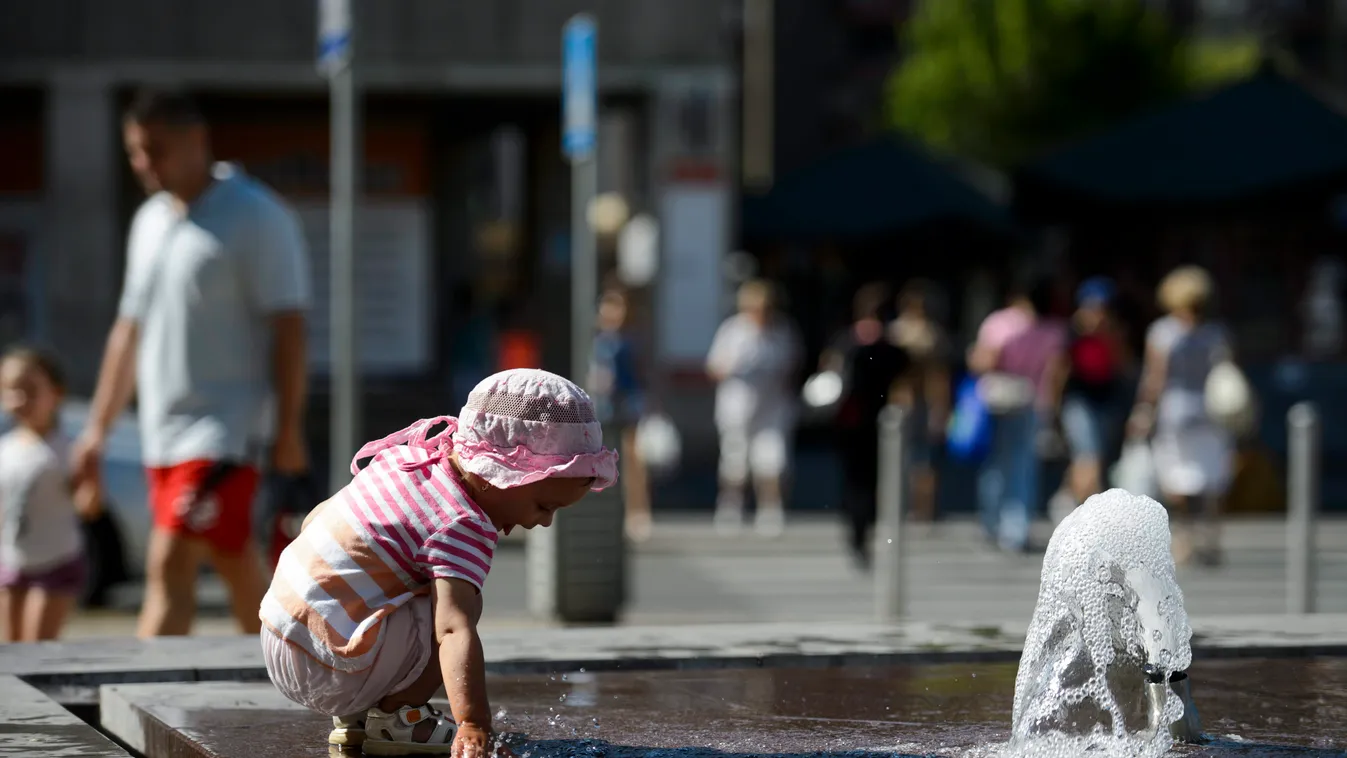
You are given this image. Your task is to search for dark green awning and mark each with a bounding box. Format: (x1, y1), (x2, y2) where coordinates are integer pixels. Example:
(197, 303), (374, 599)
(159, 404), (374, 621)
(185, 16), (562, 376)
(1021, 68), (1347, 204)
(742, 135), (1015, 240)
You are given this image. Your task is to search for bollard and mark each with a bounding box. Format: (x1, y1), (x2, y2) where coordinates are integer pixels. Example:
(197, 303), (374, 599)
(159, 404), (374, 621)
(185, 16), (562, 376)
(874, 405), (908, 622)
(1286, 402), (1320, 615)
(526, 424), (627, 623)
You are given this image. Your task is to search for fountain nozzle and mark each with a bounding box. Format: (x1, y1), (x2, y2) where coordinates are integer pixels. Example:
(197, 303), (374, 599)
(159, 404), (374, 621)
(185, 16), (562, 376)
(1144, 665), (1204, 743)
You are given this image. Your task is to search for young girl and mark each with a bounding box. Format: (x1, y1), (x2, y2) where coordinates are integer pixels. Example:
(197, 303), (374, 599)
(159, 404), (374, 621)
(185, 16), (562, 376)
(261, 368), (618, 756)
(0, 347), (97, 641)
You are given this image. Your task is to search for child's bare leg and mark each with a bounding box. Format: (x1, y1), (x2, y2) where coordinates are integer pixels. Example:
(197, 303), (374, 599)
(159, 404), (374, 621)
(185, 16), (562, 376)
(22, 589), (76, 641)
(374, 646), (446, 743)
(0, 587), (24, 642)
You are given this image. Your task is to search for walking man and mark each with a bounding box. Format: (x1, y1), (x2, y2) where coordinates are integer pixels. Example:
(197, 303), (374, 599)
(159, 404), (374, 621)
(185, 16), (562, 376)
(72, 89), (311, 637)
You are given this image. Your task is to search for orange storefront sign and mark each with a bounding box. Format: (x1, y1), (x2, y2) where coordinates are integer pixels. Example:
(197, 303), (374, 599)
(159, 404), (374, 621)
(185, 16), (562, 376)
(497, 330), (541, 371)
(210, 119), (429, 198)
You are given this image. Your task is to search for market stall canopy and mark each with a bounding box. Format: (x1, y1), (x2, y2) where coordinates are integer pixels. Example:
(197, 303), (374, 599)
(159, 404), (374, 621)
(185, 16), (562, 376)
(1019, 67), (1347, 206)
(742, 135), (1015, 240)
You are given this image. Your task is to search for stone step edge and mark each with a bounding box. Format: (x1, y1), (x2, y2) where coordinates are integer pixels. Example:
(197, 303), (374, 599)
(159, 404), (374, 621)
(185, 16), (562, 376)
(0, 674), (133, 757)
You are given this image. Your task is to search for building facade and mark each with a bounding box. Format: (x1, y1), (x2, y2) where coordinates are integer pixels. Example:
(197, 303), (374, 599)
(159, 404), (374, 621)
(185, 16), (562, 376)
(0, 0), (736, 475)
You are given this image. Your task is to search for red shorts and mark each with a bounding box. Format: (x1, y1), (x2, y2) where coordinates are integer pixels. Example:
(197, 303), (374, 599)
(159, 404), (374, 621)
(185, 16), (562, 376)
(147, 460), (260, 553)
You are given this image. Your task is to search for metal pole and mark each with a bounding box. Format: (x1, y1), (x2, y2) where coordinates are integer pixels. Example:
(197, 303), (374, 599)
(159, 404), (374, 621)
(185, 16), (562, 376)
(570, 155), (598, 383)
(328, 43), (361, 494)
(875, 405), (908, 622)
(1287, 402), (1320, 614)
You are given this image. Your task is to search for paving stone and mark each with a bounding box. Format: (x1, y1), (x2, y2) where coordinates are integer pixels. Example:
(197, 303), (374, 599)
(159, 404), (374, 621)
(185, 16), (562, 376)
(0, 675), (130, 757)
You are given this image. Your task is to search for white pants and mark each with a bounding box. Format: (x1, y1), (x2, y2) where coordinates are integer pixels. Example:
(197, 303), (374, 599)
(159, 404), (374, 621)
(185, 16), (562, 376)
(718, 421), (791, 484)
(261, 594), (435, 717)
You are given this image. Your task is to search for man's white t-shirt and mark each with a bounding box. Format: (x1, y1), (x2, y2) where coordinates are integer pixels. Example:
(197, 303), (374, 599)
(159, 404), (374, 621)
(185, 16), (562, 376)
(119, 163), (312, 467)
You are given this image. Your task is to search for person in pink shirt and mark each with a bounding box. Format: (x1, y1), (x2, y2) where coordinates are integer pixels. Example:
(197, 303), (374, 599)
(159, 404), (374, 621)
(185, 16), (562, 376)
(260, 369), (618, 756)
(968, 276), (1068, 552)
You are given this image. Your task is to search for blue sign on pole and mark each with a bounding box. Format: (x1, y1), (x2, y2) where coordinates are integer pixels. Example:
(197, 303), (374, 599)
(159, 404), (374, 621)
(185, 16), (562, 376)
(562, 14), (597, 162)
(317, 0), (352, 77)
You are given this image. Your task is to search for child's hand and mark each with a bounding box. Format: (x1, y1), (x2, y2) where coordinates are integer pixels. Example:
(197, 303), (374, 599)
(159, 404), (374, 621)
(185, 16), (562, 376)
(73, 479), (103, 521)
(452, 723), (515, 758)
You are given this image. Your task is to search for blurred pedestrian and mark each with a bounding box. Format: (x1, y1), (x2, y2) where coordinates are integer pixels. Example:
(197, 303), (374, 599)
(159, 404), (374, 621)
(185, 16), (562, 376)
(588, 287), (653, 542)
(888, 279), (951, 523)
(968, 275), (1068, 553)
(822, 283), (911, 569)
(1048, 277), (1131, 521)
(706, 280), (802, 538)
(71, 89), (312, 637)
(0, 347), (97, 641)
(1127, 266), (1236, 566)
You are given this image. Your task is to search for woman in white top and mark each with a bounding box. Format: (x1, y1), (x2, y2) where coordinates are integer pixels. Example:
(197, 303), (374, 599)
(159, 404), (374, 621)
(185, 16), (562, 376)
(706, 280), (802, 538)
(1128, 266), (1234, 566)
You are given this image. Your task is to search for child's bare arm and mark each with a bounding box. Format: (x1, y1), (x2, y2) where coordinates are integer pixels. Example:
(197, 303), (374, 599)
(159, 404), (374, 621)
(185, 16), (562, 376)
(432, 577), (492, 744)
(300, 498), (332, 532)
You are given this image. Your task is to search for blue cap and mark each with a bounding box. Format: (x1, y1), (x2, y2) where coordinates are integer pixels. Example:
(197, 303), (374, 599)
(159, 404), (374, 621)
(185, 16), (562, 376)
(1076, 277), (1116, 307)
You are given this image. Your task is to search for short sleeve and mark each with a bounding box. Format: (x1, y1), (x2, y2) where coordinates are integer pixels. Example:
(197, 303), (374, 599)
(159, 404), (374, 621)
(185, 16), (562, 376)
(1146, 317), (1178, 356)
(975, 311), (1005, 351)
(246, 199), (313, 313)
(117, 206), (157, 322)
(418, 518), (498, 590)
(706, 317), (739, 376)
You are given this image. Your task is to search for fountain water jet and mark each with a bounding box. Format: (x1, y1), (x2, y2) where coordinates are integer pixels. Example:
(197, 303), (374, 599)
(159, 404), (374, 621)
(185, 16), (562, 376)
(1005, 489), (1202, 757)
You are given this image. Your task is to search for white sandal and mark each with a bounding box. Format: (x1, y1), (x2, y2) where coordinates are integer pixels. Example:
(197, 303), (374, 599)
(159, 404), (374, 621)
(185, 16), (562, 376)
(362, 704), (457, 755)
(328, 712), (366, 747)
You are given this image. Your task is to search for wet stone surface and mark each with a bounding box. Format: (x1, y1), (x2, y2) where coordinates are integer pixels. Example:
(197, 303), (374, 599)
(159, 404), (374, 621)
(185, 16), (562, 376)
(101, 658), (1347, 757)
(0, 675), (130, 756)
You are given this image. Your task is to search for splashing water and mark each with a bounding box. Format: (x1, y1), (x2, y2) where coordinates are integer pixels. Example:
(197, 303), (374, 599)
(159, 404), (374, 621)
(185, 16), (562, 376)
(1003, 489), (1192, 758)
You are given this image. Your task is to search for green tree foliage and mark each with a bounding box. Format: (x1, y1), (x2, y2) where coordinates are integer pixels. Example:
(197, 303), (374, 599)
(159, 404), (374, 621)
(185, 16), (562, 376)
(886, 0), (1260, 166)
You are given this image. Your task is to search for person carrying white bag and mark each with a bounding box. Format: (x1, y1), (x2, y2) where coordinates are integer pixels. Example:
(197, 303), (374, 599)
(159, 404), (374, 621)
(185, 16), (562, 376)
(1126, 266), (1250, 567)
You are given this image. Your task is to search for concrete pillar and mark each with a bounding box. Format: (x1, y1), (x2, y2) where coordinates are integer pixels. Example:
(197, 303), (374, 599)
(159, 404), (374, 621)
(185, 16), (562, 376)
(526, 424), (627, 623)
(44, 71), (120, 394)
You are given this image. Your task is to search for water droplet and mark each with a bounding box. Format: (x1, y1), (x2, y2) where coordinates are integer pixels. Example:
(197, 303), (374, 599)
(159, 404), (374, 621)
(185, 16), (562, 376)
(579, 667), (586, 673)
(559, 693), (568, 702)
(887, 539), (893, 544)
(971, 672), (977, 678)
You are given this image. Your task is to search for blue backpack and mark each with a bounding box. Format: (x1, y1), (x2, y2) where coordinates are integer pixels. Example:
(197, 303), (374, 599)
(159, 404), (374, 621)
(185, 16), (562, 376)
(946, 374), (992, 463)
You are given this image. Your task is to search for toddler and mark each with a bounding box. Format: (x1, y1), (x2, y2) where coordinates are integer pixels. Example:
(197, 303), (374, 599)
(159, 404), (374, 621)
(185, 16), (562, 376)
(261, 368), (618, 756)
(0, 346), (97, 641)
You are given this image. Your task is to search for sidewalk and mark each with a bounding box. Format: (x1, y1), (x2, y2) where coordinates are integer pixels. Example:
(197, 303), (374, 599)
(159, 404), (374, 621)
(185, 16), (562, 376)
(66, 514), (1347, 637)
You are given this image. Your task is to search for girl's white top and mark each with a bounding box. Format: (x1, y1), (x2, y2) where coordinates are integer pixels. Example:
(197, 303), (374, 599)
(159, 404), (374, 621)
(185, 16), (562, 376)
(706, 314), (802, 430)
(0, 429), (82, 572)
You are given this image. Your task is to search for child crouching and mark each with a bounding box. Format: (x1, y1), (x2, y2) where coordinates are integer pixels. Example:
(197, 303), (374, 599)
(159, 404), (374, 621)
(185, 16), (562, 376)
(260, 369), (618, 756)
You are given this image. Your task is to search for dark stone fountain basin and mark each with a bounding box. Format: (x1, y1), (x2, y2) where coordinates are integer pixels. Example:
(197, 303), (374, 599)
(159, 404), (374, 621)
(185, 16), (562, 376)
(100, 657), (1347, 757)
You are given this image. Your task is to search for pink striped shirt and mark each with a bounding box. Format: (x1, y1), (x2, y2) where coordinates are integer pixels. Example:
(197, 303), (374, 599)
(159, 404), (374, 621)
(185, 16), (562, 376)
(260, 442), (498, 672)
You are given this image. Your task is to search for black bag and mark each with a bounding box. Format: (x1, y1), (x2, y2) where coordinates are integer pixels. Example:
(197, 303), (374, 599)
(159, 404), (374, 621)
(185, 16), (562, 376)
(258, 472), (319, 570)
(80, 507), (129, 608)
